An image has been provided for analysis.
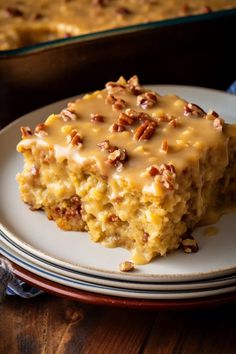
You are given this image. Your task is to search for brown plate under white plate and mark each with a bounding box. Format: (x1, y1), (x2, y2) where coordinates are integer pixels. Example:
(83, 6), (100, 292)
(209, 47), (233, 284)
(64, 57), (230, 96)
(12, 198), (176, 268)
(2, 257), (236, 310)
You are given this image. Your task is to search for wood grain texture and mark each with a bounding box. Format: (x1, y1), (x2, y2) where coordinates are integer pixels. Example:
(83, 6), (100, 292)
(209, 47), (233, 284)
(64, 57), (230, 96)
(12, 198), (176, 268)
(1, 295), (236, 354)
(143, 305), (236, 354)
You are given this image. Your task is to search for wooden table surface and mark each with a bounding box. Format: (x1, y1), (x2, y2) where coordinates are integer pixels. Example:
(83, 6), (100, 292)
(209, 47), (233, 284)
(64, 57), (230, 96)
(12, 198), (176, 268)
(1, 293), (236, 354)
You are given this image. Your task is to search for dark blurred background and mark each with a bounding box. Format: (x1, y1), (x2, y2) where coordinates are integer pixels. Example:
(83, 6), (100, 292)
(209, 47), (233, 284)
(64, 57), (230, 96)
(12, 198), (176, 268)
(0, 10), (235, 129)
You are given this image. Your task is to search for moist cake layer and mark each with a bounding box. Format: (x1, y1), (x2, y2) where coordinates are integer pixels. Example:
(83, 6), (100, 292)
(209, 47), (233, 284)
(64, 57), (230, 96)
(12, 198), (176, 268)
(16, 76), (236, 264)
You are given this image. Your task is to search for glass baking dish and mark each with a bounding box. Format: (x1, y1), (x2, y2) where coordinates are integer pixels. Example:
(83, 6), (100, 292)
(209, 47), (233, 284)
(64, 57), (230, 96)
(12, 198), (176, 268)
(0, 8), (236, 126)
(0, 8), (235, 57)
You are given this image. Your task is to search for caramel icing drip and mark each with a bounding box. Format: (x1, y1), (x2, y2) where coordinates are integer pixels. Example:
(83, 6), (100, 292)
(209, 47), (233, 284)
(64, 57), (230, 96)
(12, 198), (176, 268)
(203, 226), (218, 237)
(17, 76), (234, 192)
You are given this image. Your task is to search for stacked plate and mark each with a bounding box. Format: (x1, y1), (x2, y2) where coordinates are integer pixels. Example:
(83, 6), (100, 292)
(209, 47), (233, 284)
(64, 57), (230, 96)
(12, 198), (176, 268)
(1, 85), (236, 303)
(1, 216), (236, 301)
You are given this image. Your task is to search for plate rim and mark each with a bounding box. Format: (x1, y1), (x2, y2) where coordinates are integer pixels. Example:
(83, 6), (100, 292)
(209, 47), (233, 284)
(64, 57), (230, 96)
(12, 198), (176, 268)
(2, 254), (236, 310)
(1, 245), (236, 301)
(2, 237), (236, 291)
(2, 222), (236, 283)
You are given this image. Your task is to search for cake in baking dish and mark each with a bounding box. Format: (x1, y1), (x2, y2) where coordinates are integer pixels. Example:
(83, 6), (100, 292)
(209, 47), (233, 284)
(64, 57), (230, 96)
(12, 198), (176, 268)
(1, 0), (236, 50)
(16, 76), (236, 264)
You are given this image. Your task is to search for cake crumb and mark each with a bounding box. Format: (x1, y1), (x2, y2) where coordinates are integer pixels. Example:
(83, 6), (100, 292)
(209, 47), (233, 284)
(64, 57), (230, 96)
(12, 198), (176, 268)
(119, 261), (134, 272)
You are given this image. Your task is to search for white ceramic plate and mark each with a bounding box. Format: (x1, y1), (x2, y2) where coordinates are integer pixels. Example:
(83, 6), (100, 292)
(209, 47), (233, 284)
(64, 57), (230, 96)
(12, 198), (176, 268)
(1, 240), (236, 300)
(1, 238), (236, 292)
(1, 86), (236, 283)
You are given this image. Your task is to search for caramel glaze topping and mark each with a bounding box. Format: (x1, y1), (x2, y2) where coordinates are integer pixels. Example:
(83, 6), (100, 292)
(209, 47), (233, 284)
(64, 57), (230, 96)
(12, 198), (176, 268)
(17, 76), (235, 193)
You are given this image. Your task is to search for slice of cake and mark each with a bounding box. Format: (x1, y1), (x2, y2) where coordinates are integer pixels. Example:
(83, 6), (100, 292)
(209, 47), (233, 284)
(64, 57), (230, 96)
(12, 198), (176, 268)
(16, 76), (236, 264)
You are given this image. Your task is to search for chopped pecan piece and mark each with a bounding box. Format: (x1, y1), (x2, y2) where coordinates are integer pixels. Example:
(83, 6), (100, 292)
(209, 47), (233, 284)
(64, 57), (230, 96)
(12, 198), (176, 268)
(60, 109), (78, 121)
(118, 112), (135, 125)
(112, 98), (127, 110)
(97, 140), (110, 151)
(159, 163), (176, 174)
(127, 75), (143, 95)
(160, 139), (169, 153)
(67, 129), (83, 147)
(97, 140), (117, 152)
(90, 113), (104, 123)
(105, 93), (116, 105)
(181, 235), (199, 253)
(183, 103), (206, 117)
(124, 108), (139, 120)
(109, 123), (126, 132)
(20, 126), (32, 138)
(65, 205), (81, 217)
(143, 232), (149, 243)
(160, 164), (176, 190)
(98, 141), (128, 170)
(55, 195), (82, 220)
(206, 110), (220, 121)
(64, 207), (80, 218)
(134, 120), (157, 141)
(162, 179), (174, 190)
(213, 118), (224, 132)
(124, 108), (151, 122)
(105, 93), (126, 110)
(34, 123), (48, 137)
(148, 165), (160, 177)
(149, 163), (176, 190)
(105, 82), (125, 92)
(168, 118), (178, 127)
(116, 7), (132, 15)
(137, 92), (158, 109)
(207, 110), (219, 118)
(107, 148), (128, 167)
(119, 261), (134, 272)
